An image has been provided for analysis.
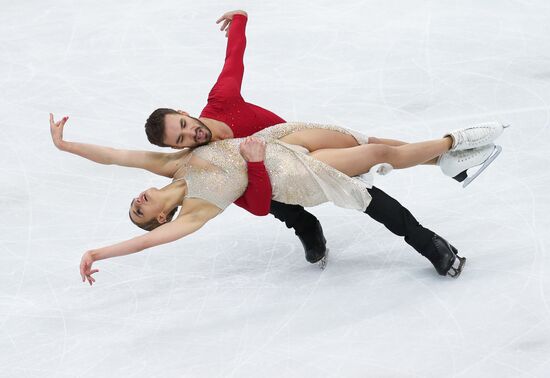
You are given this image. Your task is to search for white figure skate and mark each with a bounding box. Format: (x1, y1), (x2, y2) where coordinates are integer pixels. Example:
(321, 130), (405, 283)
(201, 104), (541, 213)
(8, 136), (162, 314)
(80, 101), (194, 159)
(438, 143), (502, 188)
(446, 122), (509, 151)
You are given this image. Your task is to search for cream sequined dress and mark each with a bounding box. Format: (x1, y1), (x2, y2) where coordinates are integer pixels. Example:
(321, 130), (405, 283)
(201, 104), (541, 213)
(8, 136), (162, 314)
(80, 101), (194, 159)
(173, 122), (374, 212)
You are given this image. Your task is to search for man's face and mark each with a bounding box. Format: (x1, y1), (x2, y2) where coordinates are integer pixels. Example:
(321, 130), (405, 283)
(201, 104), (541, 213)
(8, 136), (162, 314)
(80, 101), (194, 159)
(162, 113), (212, 149)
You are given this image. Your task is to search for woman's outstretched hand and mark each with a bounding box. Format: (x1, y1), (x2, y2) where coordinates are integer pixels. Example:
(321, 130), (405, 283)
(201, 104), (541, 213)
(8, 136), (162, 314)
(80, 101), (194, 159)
(216, 10), (247, 37)
(239, 136), (266, 162)
(49, 113), (69, 150)
(80, 250), (99, 286)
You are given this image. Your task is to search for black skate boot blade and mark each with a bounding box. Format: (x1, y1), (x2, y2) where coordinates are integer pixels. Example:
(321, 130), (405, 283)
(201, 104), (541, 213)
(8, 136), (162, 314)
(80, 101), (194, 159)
(462, 145), (502, 188)
(453, 170), (468, 183)
(300, 220), (327, 264)
(447, 256), (466, 278)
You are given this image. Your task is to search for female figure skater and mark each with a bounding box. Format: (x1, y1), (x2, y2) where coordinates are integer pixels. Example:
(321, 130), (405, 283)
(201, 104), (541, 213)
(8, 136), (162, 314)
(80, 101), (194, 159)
(49, 115), (505, 284)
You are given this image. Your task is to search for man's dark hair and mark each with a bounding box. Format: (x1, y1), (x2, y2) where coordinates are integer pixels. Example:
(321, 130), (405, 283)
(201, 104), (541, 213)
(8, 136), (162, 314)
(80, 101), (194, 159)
(129, 206), (179, 231)
(145, 108), (179, 147)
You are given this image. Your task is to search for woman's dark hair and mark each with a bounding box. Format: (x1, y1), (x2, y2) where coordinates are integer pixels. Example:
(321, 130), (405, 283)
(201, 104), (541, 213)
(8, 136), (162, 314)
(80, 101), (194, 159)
(129, 206), (179, 231)
(145, 108), (179, 147)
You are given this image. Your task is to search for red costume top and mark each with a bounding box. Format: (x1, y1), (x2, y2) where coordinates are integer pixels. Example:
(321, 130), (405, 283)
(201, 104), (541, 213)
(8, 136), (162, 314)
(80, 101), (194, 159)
(200, 14), (282, 216)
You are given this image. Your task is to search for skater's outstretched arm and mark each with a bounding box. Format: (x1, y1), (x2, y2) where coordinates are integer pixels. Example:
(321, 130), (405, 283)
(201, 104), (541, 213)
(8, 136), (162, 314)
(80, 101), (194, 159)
(209, 10), (248, 99)
(79, 198), (221, 285)
(50, 114), (186, 178)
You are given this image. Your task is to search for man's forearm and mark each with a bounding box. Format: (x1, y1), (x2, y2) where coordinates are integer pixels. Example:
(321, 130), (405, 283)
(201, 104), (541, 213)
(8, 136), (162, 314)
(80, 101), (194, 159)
(234, 161), (272, 216)
(214, 13), (247, 88)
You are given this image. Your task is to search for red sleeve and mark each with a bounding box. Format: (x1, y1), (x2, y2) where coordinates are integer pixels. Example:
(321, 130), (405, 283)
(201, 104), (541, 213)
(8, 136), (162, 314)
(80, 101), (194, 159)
(208, 14), (247, 99)
(233, 161), (272, 216)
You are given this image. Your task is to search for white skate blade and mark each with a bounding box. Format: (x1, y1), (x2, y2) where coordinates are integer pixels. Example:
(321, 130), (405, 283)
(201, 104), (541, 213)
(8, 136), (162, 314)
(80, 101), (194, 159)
(462, 145), (502, 188)
(318, 248), (329, 270)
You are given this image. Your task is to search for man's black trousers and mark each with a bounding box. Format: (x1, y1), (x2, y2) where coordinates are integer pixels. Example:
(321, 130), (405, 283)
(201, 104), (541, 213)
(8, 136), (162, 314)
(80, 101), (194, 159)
(269, 186), (439, 261)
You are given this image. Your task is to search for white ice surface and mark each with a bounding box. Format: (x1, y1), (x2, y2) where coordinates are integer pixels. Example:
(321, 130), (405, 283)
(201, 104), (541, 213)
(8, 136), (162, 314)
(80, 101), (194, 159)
(1, 1), (550, 377)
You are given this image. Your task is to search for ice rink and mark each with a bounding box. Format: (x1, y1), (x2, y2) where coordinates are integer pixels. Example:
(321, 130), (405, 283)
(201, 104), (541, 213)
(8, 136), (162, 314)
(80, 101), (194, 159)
(1, 0), (550, 377)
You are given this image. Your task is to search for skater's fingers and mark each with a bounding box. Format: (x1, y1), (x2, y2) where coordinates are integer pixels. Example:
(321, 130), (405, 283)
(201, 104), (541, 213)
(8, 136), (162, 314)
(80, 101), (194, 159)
(49, 113), (54, 125)
(79, 262), (86, 282)
(222, 20), (230, 31)
(216, 13), (230, 24)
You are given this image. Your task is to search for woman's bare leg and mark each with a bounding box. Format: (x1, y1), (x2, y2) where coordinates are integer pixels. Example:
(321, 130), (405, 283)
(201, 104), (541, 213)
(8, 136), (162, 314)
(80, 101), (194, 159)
(280, 131), (412, 150)
(367, 137), (407, 146)
(279, 129), (360, 150)
(310, 137), (453, 177)
(368, 137), (438, 165)
(280, 130), (438, 165)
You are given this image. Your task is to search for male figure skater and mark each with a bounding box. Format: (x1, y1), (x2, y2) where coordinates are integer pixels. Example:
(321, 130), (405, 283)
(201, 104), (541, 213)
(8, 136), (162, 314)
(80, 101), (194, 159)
(143, 10), (496, 276)
(145, 10), (330, 267)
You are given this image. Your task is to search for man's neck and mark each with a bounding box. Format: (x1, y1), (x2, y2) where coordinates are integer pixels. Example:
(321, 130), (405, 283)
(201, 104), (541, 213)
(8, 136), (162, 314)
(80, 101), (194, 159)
(199, 117), (234, 141)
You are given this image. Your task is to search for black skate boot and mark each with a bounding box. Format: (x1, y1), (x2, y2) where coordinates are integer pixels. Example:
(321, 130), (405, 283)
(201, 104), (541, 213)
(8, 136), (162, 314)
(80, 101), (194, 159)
(430, 234), (466, 278)
(297, 219), (328, 269)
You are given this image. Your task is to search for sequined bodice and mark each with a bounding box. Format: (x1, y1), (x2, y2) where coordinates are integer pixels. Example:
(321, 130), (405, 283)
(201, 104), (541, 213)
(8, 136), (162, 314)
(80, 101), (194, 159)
(174, 122), (372, 212)
(184, 139), (249, 210)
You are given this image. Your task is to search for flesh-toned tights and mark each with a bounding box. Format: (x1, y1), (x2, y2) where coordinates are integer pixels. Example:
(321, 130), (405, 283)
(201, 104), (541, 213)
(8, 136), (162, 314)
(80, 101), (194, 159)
(279, 129), (449, 177)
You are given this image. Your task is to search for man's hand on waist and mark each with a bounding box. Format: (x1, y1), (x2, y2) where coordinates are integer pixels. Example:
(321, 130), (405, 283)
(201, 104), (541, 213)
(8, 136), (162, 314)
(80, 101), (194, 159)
(239, 136), (266, 162)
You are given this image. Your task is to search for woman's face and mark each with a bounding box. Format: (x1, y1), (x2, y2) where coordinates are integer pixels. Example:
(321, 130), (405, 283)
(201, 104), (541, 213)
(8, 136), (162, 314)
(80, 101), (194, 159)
(129, 187), (164, 225)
